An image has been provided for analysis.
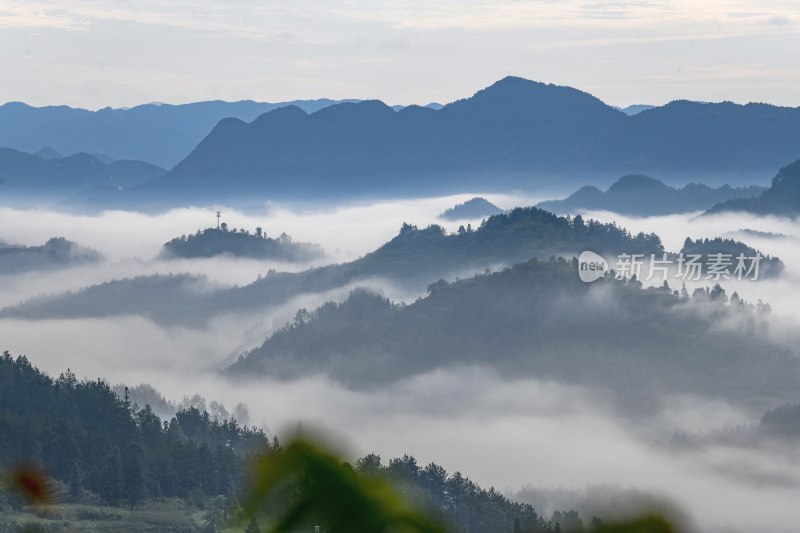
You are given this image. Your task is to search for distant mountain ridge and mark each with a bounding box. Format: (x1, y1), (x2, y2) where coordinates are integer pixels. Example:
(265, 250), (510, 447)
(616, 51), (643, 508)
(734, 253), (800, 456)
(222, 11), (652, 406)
(439, 197), (504, 220)
(0, 99), (362, 168)
(0, 147), (165, 200)
(615, 104), (655, 115)
(110, 76), (800, 205)
(538, 174), (765, 216)
(705, 160), (800, 216)
(0, 99), (445, 168)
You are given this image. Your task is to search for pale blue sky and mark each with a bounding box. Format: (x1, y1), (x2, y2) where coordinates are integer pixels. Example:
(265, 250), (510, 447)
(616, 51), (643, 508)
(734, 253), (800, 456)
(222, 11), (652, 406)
(1, 0), (799, 108)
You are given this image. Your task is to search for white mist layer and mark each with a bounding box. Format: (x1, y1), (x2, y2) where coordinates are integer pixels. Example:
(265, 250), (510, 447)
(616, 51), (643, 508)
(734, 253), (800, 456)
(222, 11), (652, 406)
(0, 199), (799, 532)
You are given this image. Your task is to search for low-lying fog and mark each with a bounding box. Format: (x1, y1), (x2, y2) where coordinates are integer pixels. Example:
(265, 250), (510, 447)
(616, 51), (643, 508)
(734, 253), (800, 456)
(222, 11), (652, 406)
(1, 195), (799, 533)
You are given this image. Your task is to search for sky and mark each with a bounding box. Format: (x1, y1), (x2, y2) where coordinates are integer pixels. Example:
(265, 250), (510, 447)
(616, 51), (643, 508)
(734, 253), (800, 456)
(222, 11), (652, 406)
(1, 0), (800, 109)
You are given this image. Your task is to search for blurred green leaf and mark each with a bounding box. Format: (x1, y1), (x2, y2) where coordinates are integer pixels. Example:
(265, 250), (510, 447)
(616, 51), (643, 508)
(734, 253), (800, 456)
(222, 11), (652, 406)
(242, 438), (446, 533)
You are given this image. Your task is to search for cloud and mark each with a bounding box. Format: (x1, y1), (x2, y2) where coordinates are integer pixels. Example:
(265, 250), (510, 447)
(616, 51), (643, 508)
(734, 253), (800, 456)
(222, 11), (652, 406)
(768, 15), (794, 26)
(1, 200), (800, 532)
(3, 1), (800, 109)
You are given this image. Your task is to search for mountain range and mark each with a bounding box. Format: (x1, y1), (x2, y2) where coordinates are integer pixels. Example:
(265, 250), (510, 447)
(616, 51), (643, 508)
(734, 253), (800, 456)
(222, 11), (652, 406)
(109, 76), (800, 205)
(537, 175), (765, 216)
(0, 208), (663, 325)
(0, 99), (363, 168)
(5, 77), (800, 207)
(0, 147), (165, 201)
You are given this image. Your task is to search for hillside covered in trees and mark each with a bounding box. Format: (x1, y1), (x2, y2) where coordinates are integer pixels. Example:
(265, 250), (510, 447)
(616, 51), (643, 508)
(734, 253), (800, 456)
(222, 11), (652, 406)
(229, 257), (794, 408)
(0, 237), (102, 275)
(161, 225), (323, 262)
(0, 353), (574, 532)
(0, 352), (272, 509)
(678, 237), (784, 278)
(1, 208), (663, 325)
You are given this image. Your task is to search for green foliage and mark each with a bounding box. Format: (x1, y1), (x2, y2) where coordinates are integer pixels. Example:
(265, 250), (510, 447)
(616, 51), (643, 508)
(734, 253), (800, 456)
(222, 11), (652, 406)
(0, 237), (102, 275)
(0, 352), (273, 506)
(0, 364), (680, 533)
(231, 256), (792, 406)
(679, 237), (783, 277)
(242, 439), (447, 533)
(161, 227), (323, 261)
(245, 516), (262, 533)
(239, 439), (676, 533)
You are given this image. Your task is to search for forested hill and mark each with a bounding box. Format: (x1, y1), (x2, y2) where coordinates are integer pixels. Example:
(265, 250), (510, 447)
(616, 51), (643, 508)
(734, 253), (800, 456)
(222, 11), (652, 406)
(1, 208), (663, 324)
(161, 226), (323, 262)
(334, 207), (662, 285)
(229, 257), (796, 409)
(0, 237), (102, 275)
(678, 237), (784, 278)
(0, 353), (563, 533)
(0, 351), (273, 509)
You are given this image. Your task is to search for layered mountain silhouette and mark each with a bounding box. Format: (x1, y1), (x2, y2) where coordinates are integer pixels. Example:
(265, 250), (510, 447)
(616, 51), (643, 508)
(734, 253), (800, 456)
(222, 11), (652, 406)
(227, 258), (795, 407)
(538, 175), (764, 216)
(705, 160), (800, 216)
(111, 76), (800, 204)
(0, 237), (102, 275)
(439, 197), (504, 220)
(33, 146), (63, 160)
(0, 207), (662, 325)
(0, 99), (362, 168)
(0, 147), (165, 199)
(617, 104), (655, 115)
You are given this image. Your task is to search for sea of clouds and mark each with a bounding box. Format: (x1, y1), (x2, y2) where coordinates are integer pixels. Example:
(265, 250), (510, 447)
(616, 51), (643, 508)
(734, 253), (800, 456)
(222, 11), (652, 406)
(1, 195), (799, 532)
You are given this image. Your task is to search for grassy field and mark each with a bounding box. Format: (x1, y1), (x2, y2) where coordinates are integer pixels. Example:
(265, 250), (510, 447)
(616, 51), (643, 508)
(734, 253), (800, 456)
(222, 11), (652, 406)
(0, 498), (260, 532)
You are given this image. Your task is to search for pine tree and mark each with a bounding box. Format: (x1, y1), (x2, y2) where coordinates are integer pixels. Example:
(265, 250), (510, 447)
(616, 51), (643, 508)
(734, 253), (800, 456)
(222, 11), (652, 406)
(123, 443), (146, 509)
(101, 448), (124, 506)
(68, 462), (83, 499)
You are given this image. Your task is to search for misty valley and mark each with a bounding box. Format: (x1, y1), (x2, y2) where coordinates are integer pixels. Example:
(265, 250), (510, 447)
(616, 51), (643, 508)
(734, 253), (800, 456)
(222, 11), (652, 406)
(2, 77), (800, 533)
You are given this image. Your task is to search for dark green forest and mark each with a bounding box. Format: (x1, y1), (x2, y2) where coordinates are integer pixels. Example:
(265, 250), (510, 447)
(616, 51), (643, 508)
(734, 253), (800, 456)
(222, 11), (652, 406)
(161, 226), (323, 262)
(0, 237), (102, 275)
(0, 351), (272, 509)
(1, 207), (664, 325)
(0, 354), (581, 532)
(678, 237), (783, 277)
(230, 256), (794, 408)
